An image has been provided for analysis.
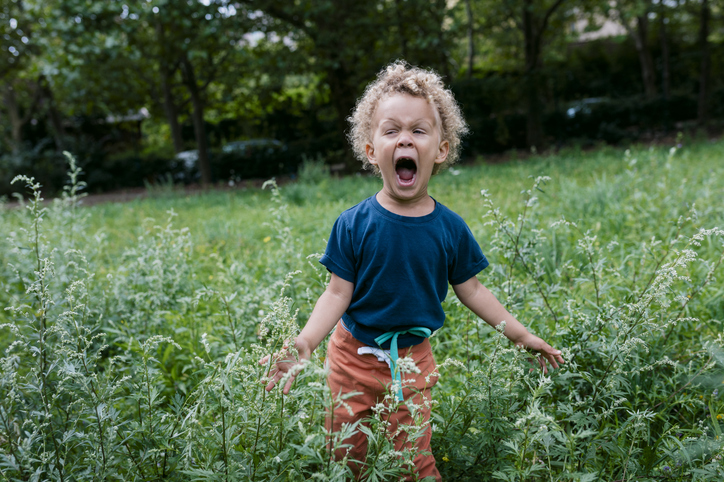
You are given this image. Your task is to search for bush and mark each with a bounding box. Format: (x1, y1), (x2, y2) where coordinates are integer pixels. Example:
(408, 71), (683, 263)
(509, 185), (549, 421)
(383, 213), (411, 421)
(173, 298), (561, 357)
(1, 146), (722, 480)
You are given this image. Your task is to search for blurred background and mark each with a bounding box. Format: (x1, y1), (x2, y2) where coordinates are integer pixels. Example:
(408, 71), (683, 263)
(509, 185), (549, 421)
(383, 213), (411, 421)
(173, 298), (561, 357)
(1, 0), (722, 195)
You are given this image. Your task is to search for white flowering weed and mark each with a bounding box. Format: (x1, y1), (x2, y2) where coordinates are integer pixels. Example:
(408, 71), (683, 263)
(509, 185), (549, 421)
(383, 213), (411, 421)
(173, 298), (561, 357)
(1, 145), (723, 480)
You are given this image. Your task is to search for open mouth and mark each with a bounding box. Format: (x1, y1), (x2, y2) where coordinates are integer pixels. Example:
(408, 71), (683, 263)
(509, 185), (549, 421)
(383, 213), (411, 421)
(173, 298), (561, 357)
(395, 157), (417, 186)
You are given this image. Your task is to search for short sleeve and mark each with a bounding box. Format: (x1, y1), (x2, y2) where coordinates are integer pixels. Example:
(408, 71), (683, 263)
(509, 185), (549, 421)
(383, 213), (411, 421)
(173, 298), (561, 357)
(319, 216), (356, 283)
(448, 223), (489, 285)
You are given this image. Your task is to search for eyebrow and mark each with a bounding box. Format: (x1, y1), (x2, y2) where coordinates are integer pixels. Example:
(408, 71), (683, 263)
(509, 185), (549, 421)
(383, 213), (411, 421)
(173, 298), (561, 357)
(378, 118), (435, 127)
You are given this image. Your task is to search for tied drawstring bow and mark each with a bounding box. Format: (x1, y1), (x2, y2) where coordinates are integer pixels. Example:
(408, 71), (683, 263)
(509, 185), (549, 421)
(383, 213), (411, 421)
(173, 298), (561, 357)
(374, 327), (432, 402)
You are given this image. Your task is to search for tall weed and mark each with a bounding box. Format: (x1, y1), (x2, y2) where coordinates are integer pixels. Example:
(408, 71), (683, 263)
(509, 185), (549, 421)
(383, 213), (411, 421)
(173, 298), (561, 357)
(0, 145), (722, 480)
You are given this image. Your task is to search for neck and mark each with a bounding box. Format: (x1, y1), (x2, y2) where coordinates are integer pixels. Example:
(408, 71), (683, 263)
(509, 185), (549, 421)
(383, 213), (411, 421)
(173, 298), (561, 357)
(375, 191), (435, 217)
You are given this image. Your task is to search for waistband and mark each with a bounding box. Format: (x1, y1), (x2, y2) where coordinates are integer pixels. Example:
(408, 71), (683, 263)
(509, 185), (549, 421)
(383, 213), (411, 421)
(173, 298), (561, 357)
(337, 320), (430, 358)
(341, 314), (429, 349)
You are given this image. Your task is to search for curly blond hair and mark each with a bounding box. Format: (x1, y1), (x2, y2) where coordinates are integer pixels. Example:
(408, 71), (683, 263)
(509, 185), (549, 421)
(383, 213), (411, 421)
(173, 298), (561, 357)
(348, 61), (468, 174)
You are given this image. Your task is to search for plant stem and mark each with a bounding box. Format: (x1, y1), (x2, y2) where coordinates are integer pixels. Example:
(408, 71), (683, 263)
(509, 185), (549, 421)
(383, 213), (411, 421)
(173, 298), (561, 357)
(278, 394), (285, 452)
(220, 293), (238, 351)
(662, 248), (724, 343)
(219, 389), (229, 482)
(29, 190), (65, 482)
(72, 315), (108, 473)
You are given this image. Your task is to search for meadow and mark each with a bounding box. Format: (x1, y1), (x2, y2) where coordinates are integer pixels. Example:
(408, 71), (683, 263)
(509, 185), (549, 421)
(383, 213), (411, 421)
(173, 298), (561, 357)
(0, 139), (723, 481)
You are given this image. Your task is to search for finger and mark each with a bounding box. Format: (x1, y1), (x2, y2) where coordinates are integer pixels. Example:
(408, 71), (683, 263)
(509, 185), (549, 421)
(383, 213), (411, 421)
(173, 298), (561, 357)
(538, 356), (548, 375)
(547, 349), (564, 368)
(282, 374), (295, 395)
(546, 353), (560, 370)
(265, 377), (277, 391)
(259, 355), (270, 366)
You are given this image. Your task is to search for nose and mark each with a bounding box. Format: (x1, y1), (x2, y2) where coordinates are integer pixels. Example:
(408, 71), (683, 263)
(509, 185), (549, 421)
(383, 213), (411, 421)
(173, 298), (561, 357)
(397, 131), (413, 147)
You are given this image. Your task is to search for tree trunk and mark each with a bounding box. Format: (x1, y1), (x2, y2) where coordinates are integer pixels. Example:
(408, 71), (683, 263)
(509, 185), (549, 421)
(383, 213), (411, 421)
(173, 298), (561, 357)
(465, 0), (474, 79)
(523, 0), (543, 148)
(698, 0), (711, 126)
(519, 0), (565, 148)
(3, 82), (42, 154)
(3, 86), (23, 155)
(658, 5), (670, 133)
(393, 0), (408, 59)
(181, 54), (212, 186)
(431, 0), (451, 79)
(325, 63), (356, 155)
(40, 78), (66, 152)
(659, 9), (669, 101)
(156, 22), (184, 154)
(160, 65), (184, 154)
(629, 15), (657, 98)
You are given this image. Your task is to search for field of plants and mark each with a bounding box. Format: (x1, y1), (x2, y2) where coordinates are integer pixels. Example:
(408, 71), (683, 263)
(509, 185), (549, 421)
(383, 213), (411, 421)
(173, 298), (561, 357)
(1, 140), (723, 481)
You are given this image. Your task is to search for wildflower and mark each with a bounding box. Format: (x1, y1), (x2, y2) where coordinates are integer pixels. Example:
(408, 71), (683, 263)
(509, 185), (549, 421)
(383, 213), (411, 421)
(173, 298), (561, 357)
(442, 456), (450, 462)
(397, 356), (421, 375)
(714, 389), (718, 396)
(663, 466), (670, 471)
(263, 236), (271, 243)
(717, 414), (723, 420)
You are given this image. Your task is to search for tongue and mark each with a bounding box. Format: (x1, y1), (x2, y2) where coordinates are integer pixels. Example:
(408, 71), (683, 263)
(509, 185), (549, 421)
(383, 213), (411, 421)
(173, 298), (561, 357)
(397, 167), (415, 181)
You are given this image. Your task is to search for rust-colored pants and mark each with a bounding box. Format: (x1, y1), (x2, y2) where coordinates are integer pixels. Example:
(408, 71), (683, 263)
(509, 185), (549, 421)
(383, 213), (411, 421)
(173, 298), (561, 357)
(326, 321), (441, 481)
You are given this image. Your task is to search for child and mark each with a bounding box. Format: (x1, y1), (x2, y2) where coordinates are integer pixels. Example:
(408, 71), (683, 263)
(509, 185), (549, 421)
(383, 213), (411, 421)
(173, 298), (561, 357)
(261, 61), (564, 480)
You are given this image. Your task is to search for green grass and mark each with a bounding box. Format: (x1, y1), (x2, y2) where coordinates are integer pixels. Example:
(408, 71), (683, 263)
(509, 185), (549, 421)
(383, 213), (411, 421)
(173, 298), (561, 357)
(1, 139), (723, 480)
(83, 140), (723, 284)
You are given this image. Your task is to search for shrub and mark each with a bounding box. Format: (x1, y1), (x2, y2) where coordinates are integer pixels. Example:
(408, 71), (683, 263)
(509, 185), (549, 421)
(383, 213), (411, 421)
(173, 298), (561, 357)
(0, 146), (722, 480)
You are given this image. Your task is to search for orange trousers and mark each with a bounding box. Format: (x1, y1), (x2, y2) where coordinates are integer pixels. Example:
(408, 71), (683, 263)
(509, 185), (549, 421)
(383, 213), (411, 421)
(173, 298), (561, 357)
(326, 321), (441, 481)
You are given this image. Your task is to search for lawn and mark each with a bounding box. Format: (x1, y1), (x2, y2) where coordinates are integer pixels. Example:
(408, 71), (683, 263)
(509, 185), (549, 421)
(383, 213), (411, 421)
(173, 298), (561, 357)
(1, 139), (723, 480)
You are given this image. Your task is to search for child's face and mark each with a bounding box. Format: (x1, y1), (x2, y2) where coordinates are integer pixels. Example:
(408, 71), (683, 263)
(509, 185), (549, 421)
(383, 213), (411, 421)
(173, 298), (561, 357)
(365, 94), (449, 206)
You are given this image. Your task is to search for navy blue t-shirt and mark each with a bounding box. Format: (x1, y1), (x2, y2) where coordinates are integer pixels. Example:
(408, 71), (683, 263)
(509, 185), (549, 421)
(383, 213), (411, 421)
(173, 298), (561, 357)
(319, 195), (488, 349)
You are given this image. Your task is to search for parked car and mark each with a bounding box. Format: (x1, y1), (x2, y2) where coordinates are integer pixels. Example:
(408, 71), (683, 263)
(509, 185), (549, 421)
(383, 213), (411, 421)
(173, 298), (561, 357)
(171, 150), (201, 183)
(215, 139), (289, 180)
(565, 97), (608, 118)
(170, 139), (292, 184)
(221, 139), (284, 155)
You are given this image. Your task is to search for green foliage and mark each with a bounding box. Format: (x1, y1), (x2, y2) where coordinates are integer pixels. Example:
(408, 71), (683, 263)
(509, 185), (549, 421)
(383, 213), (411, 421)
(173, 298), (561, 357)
(1, 142), (724, 480)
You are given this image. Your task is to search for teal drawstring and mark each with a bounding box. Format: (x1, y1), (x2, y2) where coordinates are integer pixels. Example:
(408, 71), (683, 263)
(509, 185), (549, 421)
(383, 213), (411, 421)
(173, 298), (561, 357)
(374, 327), (432, 402)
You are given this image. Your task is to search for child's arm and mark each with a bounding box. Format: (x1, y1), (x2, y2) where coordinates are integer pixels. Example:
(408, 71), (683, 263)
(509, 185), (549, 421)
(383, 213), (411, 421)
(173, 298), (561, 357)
(452, 276), (564, 373)
(260, 272), (354, 394)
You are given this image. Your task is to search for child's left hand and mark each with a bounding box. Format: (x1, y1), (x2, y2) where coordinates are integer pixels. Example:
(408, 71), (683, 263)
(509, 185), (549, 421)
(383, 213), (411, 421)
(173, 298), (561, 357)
(516, 333), (565, 374)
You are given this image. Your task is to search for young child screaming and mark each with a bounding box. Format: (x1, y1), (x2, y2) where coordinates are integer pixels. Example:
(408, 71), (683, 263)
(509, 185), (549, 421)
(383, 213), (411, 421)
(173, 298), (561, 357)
(261, 61), (564, 480)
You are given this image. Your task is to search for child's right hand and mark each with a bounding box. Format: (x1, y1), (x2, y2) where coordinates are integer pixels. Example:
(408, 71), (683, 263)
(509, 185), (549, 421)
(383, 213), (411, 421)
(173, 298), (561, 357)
(258, 338), (311, 394)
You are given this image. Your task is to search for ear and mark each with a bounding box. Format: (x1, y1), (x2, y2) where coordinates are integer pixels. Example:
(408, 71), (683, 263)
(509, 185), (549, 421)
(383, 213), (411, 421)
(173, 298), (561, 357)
(434, 140), (450, 165)
(365, 142), (378, 166)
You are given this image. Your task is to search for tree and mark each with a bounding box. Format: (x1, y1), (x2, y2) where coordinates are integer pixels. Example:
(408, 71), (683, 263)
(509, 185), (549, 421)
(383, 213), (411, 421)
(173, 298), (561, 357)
(48, 0), (261, 185)
(467, 0), (571, 148)
(610, 0), (658, 98)
(697, 0), (711, 126)
(520, 0), (567, 147)
(130, 0), (260, 185)
(464, 0), (476, 79)
(248, 0), (454, 164)
(1, 0), (43, 154)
